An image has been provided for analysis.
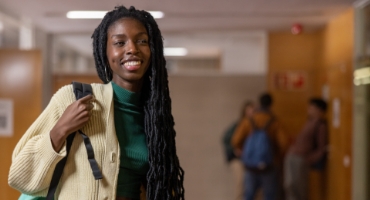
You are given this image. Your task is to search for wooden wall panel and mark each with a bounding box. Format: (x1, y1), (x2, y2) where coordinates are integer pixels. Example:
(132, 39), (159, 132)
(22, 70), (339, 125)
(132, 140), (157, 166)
(318, 9), (354, 200)
(268, 8), (354, 200)
(268, 32), (321, 139)
(0, 50), (42, 199)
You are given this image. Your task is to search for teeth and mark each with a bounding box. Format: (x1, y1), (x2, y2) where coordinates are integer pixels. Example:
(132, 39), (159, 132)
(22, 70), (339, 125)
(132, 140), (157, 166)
(124, 61), (141, 66)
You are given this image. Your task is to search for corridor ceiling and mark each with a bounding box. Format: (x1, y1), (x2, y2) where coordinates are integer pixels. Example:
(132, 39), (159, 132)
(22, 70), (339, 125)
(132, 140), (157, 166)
(0, 0), (355, 34)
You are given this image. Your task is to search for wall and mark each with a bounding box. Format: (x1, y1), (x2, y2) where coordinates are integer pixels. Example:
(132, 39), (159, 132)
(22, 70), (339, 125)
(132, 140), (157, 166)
(268, 32), (321, 138)
(52, 74), (102, 93)
(0, 50), (42, 199)
(164, 31), (268, 74)
(268, 8), (354, 200)
(353, 6), (370, 200)
(318, 8), (354, 200)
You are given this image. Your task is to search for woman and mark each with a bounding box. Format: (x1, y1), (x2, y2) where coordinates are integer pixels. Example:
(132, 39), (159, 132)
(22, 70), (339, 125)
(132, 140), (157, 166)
(222, 101), (255, 200)
(8, 6), (185, 200)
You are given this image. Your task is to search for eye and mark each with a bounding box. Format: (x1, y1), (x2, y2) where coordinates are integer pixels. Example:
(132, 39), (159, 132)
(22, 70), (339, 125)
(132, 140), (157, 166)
(114, 41), (126, 46)
(137, 39), (148, 44)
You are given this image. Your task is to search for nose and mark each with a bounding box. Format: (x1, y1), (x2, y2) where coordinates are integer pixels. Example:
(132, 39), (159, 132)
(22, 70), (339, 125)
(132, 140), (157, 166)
(125, 40), (139, 55)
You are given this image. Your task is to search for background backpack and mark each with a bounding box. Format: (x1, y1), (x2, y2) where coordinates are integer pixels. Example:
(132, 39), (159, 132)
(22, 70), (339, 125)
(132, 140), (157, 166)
(241, 117), (274, 171)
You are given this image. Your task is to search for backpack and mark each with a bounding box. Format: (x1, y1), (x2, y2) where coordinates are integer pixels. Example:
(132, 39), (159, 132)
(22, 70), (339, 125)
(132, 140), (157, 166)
(19, 82), (102, 200)
(241, 117), (274, 171)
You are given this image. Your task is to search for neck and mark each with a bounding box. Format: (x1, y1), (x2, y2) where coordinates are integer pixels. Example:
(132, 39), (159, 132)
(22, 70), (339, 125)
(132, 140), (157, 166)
(112, 77), (143, 93)
(259, 107), (270, 112)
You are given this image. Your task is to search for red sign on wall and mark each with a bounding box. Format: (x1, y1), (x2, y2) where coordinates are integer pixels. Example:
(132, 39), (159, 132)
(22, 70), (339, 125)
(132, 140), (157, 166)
(273, 71), (307, 91)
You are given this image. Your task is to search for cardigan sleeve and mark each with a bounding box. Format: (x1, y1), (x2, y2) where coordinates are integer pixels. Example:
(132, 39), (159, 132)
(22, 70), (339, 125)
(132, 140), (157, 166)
(8, 87), (72, 195)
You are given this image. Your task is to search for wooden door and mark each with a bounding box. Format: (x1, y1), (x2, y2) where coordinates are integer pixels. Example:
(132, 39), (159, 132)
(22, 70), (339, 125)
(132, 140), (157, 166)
(0, 49), (42, 199)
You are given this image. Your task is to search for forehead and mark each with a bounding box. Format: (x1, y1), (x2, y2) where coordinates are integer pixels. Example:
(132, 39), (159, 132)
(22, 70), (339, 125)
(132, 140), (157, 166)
(108, 18), (147, 35)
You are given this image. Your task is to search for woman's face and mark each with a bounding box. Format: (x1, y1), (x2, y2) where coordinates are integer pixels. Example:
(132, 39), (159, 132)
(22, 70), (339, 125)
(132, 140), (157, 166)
(106, 18), (151, 88)
(244, 105), (255, 118)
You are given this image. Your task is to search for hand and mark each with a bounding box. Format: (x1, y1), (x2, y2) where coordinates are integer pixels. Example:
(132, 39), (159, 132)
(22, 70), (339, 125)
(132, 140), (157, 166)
(50, 95), (94, 152)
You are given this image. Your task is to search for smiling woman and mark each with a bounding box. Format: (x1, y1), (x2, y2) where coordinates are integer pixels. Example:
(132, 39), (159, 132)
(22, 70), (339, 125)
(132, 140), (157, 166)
(9, 5), (184, 200)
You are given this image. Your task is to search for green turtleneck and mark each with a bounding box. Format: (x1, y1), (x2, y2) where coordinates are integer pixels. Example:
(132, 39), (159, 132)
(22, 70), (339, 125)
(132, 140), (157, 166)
(112, 82), (149, 199)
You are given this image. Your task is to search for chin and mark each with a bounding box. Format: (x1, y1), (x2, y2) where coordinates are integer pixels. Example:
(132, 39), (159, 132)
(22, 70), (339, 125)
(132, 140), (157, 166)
(123, 74), (145, 82)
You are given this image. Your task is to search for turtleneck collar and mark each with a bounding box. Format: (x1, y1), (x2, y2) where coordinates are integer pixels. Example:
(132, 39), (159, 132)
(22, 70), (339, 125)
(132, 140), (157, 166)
(111, 81), (141, 105)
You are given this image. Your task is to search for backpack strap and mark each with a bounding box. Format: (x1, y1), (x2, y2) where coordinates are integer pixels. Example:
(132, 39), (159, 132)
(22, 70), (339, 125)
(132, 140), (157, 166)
(46, 132), (75, 200)
(46, 82), (102, 200)
(72, 82), (102, 180)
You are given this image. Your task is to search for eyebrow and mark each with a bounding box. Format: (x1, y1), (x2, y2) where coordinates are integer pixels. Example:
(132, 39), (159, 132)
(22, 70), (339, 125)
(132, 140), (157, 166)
(111, 32), (148, 38)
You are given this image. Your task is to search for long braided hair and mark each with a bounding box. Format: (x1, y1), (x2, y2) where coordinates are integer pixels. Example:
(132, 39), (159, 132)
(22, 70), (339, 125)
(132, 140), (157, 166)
(91, 5), (185, 200)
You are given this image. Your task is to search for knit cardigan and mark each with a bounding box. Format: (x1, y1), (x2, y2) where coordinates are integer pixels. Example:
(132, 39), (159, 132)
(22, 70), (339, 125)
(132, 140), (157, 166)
(9, 83), (126, 200)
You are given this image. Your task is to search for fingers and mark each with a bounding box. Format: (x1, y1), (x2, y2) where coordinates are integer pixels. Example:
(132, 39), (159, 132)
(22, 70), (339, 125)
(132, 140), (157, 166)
(76, 95), (95, 110)
(79, 94), (94, 103)
(77, 102), (94, 113)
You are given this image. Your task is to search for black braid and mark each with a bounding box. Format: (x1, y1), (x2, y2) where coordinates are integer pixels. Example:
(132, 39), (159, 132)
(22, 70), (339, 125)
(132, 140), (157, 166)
(91, 6), (185, 200)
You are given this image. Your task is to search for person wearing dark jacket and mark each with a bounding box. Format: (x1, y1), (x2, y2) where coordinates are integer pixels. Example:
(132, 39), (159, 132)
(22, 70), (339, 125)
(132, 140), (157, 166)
(284, 98), (328, 200)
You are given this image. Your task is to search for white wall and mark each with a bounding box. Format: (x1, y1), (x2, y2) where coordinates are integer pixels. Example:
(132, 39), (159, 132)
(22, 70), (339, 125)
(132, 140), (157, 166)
(164, 31), (268, 75)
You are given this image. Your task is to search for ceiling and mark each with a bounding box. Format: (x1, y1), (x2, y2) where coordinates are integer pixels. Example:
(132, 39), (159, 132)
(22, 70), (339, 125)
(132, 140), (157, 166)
(0, 0), (355, 34)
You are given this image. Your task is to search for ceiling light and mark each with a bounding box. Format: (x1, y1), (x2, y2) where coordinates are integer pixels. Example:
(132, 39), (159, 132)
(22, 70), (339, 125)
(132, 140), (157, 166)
(67, 11), (106, 19)
(164, 48), (188, 56)
(66, 11), (164, 19)
(148, 11), (164, 19)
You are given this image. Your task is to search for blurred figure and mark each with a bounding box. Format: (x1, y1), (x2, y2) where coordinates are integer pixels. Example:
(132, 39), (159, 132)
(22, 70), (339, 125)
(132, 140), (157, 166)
(223, 101), (255, 200)
(284, 98), (328, 200)
(232, 93), (288, 200)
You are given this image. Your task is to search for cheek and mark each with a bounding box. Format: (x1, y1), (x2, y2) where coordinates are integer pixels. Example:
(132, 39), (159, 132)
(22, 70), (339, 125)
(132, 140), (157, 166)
(107, 47), (121, 62)
(111, 50), (121, 60)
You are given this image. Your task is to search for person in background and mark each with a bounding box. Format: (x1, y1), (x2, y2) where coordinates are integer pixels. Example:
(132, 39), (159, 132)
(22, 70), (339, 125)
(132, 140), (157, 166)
(284, 98), (328, 200)
(232, 93), (289, 200)
(223, 101), (255, 200)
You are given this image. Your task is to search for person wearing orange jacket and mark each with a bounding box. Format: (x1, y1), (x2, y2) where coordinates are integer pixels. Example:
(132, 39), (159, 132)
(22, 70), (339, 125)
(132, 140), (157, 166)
(232, 93), (289, 200)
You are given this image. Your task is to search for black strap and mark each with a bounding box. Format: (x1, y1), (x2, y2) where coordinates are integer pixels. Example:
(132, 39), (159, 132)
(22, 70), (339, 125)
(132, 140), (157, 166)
(46, 133), (75, 200)
(79, 130), (103, 179)
(72, 82), (102, 179)
(46, 82), (102, 200)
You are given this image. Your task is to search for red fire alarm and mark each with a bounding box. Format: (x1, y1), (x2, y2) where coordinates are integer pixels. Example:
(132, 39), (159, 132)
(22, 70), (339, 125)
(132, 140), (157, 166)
(291, 23), (303, 35)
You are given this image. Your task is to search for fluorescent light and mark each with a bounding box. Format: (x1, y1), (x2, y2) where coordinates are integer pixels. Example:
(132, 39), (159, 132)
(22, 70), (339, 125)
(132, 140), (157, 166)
(67, 11), (106, 19)
(66, 11), (164, 19)
(164, 48), (188, 56)
(149, 11), (164, 19)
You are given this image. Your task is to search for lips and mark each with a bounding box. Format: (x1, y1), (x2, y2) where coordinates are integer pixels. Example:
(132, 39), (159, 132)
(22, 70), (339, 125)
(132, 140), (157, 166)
(122, 60), (142, 71)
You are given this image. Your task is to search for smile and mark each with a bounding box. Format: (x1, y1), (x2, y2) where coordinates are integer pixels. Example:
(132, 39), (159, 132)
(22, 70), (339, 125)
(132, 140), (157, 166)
(122, 60), (142, 71)
(124, 61), (141, 66)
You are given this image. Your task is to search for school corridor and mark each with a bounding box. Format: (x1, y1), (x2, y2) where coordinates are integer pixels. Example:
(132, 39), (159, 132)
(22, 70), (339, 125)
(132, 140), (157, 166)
(0, 0), (369, 199)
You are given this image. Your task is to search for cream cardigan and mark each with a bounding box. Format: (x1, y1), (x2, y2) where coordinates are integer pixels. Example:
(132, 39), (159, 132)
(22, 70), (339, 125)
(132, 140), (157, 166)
(9, 83), (121, 200)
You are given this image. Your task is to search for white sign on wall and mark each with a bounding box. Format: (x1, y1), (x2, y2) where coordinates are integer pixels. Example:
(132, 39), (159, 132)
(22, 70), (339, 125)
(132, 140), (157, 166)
(0, 99), (13, 137)
(332, 98), (341, 128)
